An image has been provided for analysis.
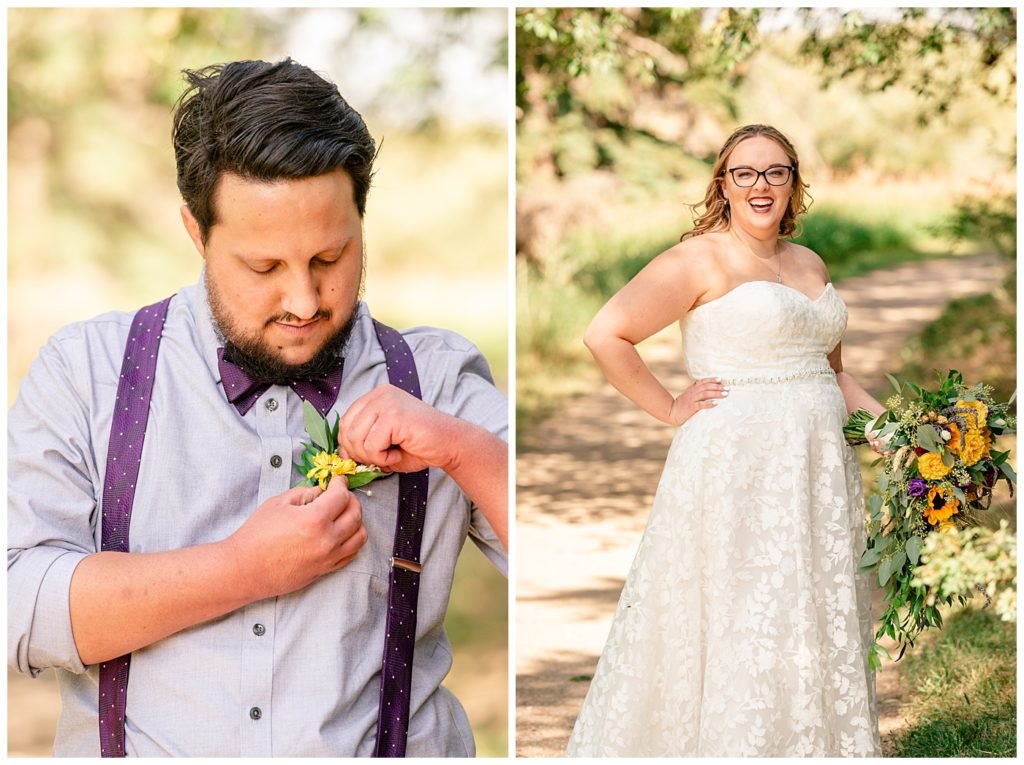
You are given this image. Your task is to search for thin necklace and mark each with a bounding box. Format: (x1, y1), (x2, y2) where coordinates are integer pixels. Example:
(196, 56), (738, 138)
(729, 227), (783, 283)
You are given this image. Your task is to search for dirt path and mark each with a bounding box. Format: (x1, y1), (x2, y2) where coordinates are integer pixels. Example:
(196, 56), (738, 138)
(515, 253), (1009, 757)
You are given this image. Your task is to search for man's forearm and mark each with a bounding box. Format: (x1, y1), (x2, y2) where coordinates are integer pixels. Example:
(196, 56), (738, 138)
(443, 421), (508, 549)
(69, 480), (365, 666)
(69, 541), (253, 666)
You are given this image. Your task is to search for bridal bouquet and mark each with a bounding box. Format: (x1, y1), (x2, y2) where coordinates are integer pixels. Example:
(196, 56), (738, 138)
(294, 400), (389, 491)
(844, 370), (1016, 667)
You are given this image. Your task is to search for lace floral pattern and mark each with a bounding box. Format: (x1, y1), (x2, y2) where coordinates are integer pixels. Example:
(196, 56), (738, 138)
(566, 282), (881, 757)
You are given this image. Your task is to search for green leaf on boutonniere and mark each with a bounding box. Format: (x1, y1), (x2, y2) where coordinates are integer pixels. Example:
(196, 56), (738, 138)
(294, 400), (390, 492)
(346, 468), (389, 490)
(304, 400), (331, 451)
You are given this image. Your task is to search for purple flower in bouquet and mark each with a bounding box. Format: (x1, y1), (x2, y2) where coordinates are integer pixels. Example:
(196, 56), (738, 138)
(907, 478), (928, 497)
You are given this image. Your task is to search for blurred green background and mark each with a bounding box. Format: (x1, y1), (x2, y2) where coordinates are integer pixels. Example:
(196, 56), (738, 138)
(7, 7), (508, 757)
(516, 7), (1015, 429)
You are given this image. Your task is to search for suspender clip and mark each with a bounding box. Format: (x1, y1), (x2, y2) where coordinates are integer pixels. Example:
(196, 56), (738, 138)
(390, 556), (422, 574)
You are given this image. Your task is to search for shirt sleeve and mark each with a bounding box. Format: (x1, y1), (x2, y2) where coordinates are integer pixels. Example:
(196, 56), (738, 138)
(408, 328), (508, 576)
(8, 329), (102, 676)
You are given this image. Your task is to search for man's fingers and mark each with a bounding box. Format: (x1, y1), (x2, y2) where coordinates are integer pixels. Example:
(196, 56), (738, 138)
(287, 484), (323, 507)
(363, 417), (397, 458)
(331, 495), (362, 536)
(343, 408), (401, 467)
(333, 514), (366, 548)
(309, 475), (354, 520)
(329, 550), (360, 572)
(339, 407), (378, 462)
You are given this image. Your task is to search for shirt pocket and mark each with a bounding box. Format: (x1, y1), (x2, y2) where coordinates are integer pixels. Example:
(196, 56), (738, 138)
(342, 474), (401, 595)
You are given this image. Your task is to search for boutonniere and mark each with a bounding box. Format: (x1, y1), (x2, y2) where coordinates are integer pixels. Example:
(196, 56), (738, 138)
(295, 400), (389, 491)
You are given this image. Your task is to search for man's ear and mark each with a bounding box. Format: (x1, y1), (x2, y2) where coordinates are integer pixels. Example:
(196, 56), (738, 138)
(180, 204), (207, 259)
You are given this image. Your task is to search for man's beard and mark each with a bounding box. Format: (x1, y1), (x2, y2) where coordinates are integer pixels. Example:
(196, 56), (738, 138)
(208, 279), (357, 385)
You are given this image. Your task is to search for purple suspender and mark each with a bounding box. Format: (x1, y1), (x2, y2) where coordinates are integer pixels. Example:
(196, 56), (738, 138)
(98, 297), (172, 756)
(370, 320), (429, 758)
(99, 299), (428, 757)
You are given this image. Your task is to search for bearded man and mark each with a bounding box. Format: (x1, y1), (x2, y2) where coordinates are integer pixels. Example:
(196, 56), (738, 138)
(8, 58), (507, 757)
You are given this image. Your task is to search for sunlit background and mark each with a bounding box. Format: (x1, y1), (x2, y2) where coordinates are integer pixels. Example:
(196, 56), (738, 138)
(516, 7), (1015, 757)
(517, 7), (1015, 425)
(7, 7), (508, 756)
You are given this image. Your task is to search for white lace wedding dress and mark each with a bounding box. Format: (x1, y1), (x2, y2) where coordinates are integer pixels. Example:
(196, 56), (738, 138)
(566, 281), (881, 757)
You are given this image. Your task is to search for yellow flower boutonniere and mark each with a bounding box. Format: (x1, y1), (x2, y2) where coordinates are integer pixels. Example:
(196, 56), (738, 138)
(294, 400), (389, 491)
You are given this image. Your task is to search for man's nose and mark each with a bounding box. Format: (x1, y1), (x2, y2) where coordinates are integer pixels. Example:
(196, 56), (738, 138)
(281, 270), (320, 321)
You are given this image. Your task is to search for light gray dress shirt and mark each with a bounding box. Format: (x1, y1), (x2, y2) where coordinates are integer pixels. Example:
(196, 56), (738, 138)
(7, 274), (507, 756)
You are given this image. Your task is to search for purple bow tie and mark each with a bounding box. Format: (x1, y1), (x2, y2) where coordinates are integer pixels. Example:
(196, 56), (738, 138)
(217, 348), (343, 417)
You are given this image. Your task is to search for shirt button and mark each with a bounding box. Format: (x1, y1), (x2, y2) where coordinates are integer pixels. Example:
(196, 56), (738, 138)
(249, 706), (262, 721)
(265, 398), (279, 412)
(270, 455), (283, 468)
(253, 623), (266, 637)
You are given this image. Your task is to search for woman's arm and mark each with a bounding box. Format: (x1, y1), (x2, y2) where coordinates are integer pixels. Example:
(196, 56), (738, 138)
(583, 242), (727, 425)
(828, 343), (885, 416)
(812, 255), (886, 417)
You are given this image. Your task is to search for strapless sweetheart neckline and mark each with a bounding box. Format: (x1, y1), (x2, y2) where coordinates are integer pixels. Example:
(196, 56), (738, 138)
(691, 280), (833, 314)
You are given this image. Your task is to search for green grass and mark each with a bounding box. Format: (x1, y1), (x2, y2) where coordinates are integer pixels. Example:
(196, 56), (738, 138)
(793, 208), (939, 282)
(515, 258), (605, 432)
(888, 607), (1016, 757)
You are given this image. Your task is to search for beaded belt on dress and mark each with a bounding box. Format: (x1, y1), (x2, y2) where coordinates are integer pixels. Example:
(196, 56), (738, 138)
(717, 365), (835, 386)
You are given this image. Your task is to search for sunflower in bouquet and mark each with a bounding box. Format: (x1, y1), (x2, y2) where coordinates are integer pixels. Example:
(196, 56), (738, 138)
(845, 370), (1016, 668)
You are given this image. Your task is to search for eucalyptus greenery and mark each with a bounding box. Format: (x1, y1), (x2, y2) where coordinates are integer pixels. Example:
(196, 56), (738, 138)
(845, 370), (1016, 668)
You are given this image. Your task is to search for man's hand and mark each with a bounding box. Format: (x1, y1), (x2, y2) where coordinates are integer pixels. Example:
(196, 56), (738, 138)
(225, 477), (367, 602)
(339, 384), (462, 474)
(70, 478), (367, 665)
(339, 384), (508, 549)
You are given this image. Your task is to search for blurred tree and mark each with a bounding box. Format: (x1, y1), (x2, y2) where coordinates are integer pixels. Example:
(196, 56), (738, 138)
(516, 8), (760, 178)
(516, 7), (1016, 268)
(516, 8), (762, 271)
(798, 7), (1016, 121)
(8, 8), (283, 279)
(798, 7), (1017, 261)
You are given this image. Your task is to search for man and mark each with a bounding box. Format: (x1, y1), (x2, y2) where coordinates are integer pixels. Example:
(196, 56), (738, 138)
(8, 58), (507, 757)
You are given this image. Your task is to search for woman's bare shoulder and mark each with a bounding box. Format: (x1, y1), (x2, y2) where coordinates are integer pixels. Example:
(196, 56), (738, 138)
(785, 241), (831, 280)
(656, 233), (723, 274)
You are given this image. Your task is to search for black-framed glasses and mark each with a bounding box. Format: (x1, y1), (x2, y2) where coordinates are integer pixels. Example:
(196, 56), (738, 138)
(725, 165), (794, 187)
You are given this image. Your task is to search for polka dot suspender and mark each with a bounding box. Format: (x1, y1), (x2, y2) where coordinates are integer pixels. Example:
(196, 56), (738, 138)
(370, 320), (430, 758)
(98, 296), (173, 756)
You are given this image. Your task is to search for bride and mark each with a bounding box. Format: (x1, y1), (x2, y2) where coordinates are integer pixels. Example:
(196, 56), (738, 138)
(568, 124), (886, 757)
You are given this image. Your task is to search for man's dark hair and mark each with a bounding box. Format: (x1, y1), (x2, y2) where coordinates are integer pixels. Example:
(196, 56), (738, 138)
(172, 58), (376, 243)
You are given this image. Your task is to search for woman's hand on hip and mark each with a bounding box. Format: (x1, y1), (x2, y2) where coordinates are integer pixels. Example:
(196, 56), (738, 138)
(668, 377), (728, 426)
